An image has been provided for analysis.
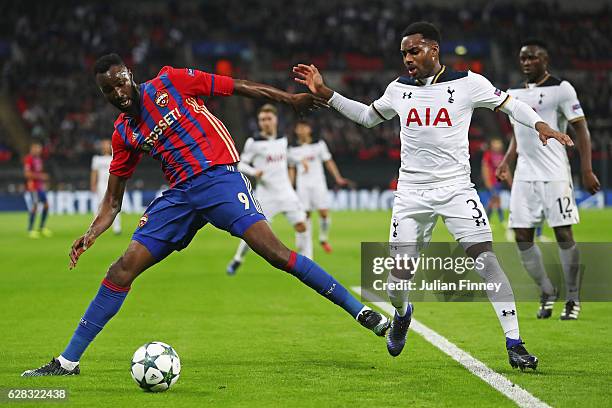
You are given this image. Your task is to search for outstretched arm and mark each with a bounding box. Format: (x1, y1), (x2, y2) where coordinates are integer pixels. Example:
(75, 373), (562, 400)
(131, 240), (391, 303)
(233, 79), (327, 114)
(324, 160), (349, 186)
(499, 97), (574, 147)
(293, 64), (390, 128)
(69, 174), (127, 268)
(570, 118), (600, 194)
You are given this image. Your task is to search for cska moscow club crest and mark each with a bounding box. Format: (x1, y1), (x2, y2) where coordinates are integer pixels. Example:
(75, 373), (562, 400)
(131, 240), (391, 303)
(138, 214), (148, 228)
(155, 90), (169, 107)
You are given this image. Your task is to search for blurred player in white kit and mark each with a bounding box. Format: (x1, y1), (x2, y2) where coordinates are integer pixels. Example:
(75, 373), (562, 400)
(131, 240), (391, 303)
(288, 120), (348, 253)
(226, 104), (310, 275)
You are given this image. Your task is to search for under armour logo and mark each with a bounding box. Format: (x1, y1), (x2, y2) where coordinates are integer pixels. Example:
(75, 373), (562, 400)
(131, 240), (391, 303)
(403, 92), (412, 99)
(502, 309), (516, 316)
(447, 87), (455, 103)
(475, 218), (487, 226)
(538, 93), (544, 105)
(392, 219), (399, 238)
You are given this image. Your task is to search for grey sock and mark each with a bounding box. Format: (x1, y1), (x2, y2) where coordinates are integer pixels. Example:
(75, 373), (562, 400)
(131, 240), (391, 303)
(519, 245), (555, 295)
(475, 251), (519, 339)
(559, 244), (580, 302)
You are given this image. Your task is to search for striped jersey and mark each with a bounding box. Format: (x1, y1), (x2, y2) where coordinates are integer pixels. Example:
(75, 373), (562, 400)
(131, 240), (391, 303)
(109, 66), (240, 187)
(507, 76), (584, 182)
(23, 154), (45, 191)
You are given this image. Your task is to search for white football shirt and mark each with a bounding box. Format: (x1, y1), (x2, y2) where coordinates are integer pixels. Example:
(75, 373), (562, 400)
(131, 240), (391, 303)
(91, 154), (112, 195)
(372, 68), (512, 188)
(507, 77), (584, 182)
(288, 140), (332, 189)
(239, 135), (297, 200)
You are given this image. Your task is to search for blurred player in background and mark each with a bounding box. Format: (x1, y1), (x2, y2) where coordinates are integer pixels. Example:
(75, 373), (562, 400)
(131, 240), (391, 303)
(295, 21), (575, 370)
(22, 54), (389, 376)
(497, 39), (600, 321)
(226, 104), (311, 275)
(481, 137), (513, 241)
(288, 120), (348, 254)
(23, 140), (51, 238)
(91, 139), (122, 235)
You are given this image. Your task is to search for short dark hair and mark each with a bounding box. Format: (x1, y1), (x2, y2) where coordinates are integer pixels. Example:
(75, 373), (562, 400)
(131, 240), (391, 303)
(402, 22), (441, 44)
(93, 53), (125, 75)
(521, 38), (548, 52)
(295, 119), (311, 126)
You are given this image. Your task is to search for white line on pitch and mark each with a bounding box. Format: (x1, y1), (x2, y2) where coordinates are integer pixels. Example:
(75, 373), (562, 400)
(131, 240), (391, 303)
(351, 286), (551, 408)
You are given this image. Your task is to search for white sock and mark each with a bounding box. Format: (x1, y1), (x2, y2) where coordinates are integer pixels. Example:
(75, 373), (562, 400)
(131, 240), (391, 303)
(475, 251), (520, 340)
(296, 227), (313, 259)
(233, 240), (250, 262)
(386, 272), (410, 316)
(319, 215), (331, 242)
(518, 245), (555, 295)
(559, 244), (580, 302)
(57, 355), (79, 370)
(112, 214), (122, 233)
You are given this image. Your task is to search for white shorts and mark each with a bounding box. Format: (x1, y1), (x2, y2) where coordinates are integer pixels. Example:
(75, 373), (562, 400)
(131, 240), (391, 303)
(257, 191), (307, 226)
(296, 184), (330, 211)
(509, 180), (579, 228)
(389, 183), (492, 252)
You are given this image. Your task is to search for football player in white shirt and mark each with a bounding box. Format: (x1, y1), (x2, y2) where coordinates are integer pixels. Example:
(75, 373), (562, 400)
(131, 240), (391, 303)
(91, 139), (122, 235)
(294, 21), (573, 370)
(496, 39), (600, 321)
(227, 104), (311, 275)
(288, 120), (348, 253)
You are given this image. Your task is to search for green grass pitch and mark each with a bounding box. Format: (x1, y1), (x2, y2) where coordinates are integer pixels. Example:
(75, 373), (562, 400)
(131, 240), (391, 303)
(1, 209), (611, 407)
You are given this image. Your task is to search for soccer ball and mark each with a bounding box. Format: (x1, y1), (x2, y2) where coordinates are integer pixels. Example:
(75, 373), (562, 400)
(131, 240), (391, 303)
(130, 341), (181, 392)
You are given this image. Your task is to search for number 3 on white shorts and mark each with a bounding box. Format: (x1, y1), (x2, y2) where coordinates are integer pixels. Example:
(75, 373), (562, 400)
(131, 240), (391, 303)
(237, 192), (250, 210)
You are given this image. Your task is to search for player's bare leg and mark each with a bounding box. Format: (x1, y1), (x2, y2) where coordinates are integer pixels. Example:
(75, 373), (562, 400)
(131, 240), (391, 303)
(554, 225), (581, 320)
(515, 227), (557, 318)
(241, 220), (390, 335)
(464, 241), (538, 370)
(318, 209), (333, 253)
(22, 241), (157, 376)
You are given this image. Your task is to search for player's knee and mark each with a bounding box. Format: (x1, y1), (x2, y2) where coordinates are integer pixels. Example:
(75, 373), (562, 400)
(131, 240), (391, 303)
(294, 222), (306, 233)
(464, 241), (493, 259)
(106, 256), (137, 287)
(319, 209), (328, 218)
(554, 227), (574, 247)
(514, 229), (534, 249)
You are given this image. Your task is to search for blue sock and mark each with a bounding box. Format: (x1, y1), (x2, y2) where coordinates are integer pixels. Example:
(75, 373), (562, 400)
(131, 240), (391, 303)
(506, 337), (522, 349)
(40, 207), (48, 229)
(61, 279), (130, 362)
(497, 208), (504, 222)
(284, 252), (364, 318)
(28, 211), (36, 231)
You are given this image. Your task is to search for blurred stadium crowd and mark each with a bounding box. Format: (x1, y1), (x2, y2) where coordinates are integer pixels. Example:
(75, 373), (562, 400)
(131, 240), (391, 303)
(0, 0), (610, 190)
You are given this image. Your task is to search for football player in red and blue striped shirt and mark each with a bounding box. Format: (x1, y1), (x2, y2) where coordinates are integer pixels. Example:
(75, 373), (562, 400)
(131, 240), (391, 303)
(22, 54), (390, 377)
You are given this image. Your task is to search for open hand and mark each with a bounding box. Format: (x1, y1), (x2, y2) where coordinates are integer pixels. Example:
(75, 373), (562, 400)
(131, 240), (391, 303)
(69, 231), (96, 269)
(535, 122), (574, 147)
(582, 170), (601, 195)
(293, 64), (334, 100)
(495, 161), (512, 184)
